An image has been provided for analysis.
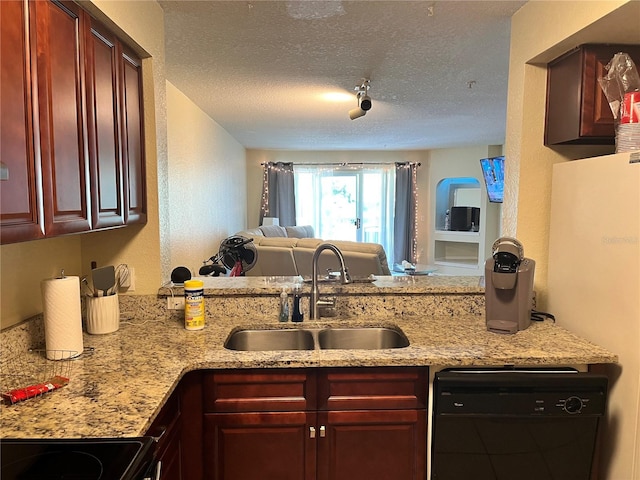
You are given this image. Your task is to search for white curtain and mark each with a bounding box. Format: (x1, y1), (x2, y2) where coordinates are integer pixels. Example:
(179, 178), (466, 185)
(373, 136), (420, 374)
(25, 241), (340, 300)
(293, 164), (395, 265)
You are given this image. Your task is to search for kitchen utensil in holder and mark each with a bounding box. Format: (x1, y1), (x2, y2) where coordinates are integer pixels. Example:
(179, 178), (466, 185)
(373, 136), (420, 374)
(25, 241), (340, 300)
(85, 293), (120, 334)
(0, 349), (75, 405)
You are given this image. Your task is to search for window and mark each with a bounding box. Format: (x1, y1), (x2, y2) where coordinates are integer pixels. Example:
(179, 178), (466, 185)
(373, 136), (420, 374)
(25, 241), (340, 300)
(294, 165), (395, 261)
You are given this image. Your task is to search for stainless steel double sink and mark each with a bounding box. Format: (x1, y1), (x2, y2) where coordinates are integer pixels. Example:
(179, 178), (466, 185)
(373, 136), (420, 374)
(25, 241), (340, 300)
(224, 325), (409, 351)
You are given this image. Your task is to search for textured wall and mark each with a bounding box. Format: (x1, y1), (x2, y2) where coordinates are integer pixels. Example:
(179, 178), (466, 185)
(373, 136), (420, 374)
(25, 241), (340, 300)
(0, 238), (83, 329)
(504, 0), (634, 309)
(166, 81), (247, 276)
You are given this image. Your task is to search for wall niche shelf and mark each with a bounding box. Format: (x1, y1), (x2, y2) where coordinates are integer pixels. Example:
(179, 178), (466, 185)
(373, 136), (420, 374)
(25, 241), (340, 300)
(434, 239), (481, 269)
(429, 175), (500, 275)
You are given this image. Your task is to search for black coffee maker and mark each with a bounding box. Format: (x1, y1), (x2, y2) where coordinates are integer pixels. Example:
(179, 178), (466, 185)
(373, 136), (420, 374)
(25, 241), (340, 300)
(485, 237), (535, 334)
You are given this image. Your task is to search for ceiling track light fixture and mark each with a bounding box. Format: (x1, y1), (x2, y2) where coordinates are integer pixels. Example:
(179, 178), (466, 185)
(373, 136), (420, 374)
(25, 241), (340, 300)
(349, 79), (372, 120)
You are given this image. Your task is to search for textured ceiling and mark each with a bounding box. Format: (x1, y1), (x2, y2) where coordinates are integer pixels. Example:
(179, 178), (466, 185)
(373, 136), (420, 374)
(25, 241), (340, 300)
(160, 1), (526, 150)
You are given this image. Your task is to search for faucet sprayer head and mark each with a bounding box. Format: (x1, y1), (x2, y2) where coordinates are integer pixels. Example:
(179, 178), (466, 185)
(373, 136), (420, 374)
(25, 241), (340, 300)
(341, 268), (352, 285)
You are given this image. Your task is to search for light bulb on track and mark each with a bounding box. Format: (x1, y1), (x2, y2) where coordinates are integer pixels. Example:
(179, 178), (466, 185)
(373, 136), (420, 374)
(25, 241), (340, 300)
(348, 79), (372, 120)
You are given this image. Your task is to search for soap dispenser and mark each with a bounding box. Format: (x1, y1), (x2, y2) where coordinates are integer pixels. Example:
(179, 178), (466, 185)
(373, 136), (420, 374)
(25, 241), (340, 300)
(292, 285), (304, 322)
(279, 287), (290, 322)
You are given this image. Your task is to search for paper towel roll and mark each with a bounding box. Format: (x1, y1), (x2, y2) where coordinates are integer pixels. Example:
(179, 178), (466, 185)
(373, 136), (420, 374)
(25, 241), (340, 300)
(41, 276), (83, 359)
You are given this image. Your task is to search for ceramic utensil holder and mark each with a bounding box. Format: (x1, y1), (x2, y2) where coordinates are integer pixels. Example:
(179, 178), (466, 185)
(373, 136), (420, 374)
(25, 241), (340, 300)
(85, 294), (120, 334)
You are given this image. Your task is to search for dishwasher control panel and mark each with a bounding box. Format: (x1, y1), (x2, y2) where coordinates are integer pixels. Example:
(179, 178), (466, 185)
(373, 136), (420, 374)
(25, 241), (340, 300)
(434, 369), (608, 416)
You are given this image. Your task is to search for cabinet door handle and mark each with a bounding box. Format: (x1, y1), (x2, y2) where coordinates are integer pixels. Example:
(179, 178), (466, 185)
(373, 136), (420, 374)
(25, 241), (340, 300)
(152, 425), (167, 443)
(319, 425), (326, 438)
(309, 426), (316, 438)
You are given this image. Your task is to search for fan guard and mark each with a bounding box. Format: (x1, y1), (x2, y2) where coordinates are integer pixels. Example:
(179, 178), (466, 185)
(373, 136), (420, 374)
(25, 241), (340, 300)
(218, 236), (257, 276)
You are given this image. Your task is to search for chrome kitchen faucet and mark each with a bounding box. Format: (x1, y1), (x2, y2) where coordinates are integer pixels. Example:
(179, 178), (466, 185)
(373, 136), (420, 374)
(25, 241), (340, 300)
(310, 243), (351, 320)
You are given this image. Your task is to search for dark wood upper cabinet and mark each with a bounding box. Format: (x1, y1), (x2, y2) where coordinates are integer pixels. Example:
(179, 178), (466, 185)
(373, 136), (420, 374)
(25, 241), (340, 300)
(85, 16), (125, 229)
(120, 46), (146, 225)
(0, 0), (44, 243)
(0, 0), (146, 244)
(34, 0), (92, 236)
(545, 44), (640, 145)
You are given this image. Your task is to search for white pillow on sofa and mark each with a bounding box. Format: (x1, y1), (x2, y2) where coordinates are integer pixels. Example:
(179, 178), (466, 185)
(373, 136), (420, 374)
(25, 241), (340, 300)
(285, 225), (315, 238)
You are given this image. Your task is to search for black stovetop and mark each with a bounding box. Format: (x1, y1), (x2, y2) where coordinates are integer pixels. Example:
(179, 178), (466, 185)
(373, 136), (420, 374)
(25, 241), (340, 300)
(1, 437), (155, 480)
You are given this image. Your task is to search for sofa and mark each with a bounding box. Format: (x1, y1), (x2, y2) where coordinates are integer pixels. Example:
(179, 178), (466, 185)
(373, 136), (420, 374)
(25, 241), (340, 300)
(234, 225), (391, 277)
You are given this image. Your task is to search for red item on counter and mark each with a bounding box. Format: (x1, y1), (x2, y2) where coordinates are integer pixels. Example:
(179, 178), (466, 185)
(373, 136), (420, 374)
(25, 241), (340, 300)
(229, 260), (243, 277)
(1, 375), (69, 405)
(621, 91), (640, 124)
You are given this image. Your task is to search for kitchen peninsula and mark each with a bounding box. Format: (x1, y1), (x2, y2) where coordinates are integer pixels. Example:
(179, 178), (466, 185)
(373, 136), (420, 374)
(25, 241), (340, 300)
(0, 275), (616, 440)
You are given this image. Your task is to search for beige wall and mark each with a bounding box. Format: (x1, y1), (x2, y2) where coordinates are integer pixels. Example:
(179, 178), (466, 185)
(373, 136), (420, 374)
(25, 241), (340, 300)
(505, 0), (639, 310)
(1, 237), (83, 329)
(166, 81), (247, 275)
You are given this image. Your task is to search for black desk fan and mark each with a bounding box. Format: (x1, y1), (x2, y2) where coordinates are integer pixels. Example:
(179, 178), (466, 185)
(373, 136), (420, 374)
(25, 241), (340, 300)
(199, 236), (257, 277)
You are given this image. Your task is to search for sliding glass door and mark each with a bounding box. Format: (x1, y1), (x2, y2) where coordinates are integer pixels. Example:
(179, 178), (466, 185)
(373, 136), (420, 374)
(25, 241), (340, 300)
(294, 165), (394, 259)
(318, 171), (359, 241)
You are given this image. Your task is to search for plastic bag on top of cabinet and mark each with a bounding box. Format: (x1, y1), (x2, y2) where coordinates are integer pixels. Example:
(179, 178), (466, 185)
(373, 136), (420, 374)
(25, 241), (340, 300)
(598, 52), (640, 120)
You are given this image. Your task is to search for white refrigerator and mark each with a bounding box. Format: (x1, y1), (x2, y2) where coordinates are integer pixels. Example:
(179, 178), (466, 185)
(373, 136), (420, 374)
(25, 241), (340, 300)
(547, 151), (640, 480)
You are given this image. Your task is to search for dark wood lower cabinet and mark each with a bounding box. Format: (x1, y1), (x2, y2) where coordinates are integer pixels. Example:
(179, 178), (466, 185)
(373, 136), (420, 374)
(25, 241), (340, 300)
(202, 367), (427, 480)
(150, 368), (428, 480)
(204, 411), (316, 480)
(203, 409), (426, 480)
(318, 409), (427, 480)
(146, 371), (202, 480)
(146, 386), (182, 480)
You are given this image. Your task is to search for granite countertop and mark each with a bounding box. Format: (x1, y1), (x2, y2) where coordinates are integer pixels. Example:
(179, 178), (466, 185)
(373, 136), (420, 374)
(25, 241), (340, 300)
(157, 274), (486, 296)
(0, 311), (616, 440)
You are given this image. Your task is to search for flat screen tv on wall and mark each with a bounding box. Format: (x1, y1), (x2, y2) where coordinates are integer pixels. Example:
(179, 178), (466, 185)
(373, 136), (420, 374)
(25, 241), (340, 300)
(479, 156), (504, 203)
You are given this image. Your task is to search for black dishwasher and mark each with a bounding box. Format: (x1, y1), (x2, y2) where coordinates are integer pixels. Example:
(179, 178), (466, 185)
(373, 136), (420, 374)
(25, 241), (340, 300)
(431, 368), (608, 480)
